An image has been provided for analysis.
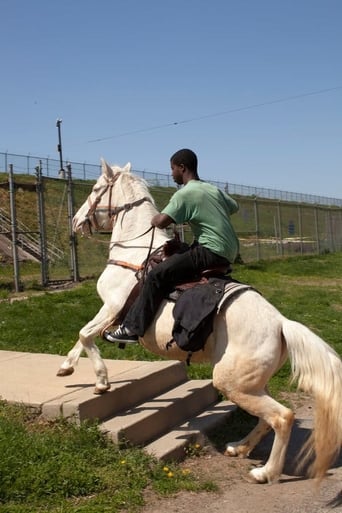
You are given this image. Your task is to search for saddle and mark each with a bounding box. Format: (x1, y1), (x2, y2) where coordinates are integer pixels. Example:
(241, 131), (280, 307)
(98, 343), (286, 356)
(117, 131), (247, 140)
(102, 237), (253, 357)
(114, 237), (232, 325)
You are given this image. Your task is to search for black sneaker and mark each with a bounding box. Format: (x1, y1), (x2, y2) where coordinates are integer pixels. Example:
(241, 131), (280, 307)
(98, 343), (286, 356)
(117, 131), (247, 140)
(103, 325), (139, 344)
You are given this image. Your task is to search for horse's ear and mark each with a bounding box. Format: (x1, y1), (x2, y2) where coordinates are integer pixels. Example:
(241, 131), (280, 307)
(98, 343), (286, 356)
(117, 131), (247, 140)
(122, 162), (132, 173)
(100, 158), (114, 178)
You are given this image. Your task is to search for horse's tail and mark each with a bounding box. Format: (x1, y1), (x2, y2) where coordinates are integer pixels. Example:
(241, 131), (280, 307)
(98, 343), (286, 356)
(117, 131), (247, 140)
(282, 319), (342, 481)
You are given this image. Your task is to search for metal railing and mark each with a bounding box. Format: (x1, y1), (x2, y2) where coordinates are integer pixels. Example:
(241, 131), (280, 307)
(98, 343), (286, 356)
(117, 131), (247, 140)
(1, 151), (341, 207)
(0, 209), (64, 261)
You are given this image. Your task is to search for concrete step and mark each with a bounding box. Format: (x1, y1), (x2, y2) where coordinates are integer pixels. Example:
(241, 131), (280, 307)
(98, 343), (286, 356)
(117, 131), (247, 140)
(0, 351), (235, 462)
(145, 400), (236, 461)
(42, 359), (188, 421)
(100, 379), (218, 446)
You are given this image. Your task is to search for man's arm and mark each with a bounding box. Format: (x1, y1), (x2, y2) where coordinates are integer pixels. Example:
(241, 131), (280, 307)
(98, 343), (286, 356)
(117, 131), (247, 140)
(151, 213), (175, 229)
(223, 193), (239, 215)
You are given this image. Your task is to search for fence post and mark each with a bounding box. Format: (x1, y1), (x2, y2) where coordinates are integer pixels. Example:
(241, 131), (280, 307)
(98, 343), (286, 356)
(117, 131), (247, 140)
(254, 198), (260, 261)
(277, 202), (284, 256)
(338, 210), (342, 251)
(328, 209), (335, 252)
(66, 163), (79, 282)
(297, 205), (303, 255)
(35, 160), (49, 286)
(314, 207), (320, 254)
(8, 164), (21, 292)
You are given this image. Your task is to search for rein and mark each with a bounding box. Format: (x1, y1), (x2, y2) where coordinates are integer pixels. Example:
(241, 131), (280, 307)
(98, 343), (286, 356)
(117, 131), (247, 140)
(107, 226), (156, 273)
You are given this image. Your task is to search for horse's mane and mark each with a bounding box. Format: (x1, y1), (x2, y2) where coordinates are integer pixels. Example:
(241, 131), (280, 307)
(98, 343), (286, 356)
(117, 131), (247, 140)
(116, 170), (156, 207)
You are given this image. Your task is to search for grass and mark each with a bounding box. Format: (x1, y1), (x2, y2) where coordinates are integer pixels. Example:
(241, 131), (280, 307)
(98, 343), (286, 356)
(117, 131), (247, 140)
(0, 252), (341, 511)
(0, 402), (214, 513)
(2, 252), (341, 380)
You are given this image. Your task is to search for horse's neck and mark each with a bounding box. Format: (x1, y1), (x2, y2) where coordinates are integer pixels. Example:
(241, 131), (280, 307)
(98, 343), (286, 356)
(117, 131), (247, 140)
(109, 200), (168, 263)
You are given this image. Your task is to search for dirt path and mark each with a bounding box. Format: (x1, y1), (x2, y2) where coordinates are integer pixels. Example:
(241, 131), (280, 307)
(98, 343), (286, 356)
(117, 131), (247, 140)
(141, 398), (342, 513)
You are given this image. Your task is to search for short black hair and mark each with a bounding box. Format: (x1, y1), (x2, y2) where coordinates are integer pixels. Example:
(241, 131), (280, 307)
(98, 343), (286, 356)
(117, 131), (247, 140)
(170, 148), (198, 173)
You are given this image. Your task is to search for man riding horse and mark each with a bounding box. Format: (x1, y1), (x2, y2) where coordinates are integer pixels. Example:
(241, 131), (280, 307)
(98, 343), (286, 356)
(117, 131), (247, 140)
(103, 148), (240, 345)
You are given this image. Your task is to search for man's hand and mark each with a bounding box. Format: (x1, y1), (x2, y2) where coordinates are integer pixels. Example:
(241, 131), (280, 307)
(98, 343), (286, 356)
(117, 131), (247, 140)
(151, 213), (174, 229)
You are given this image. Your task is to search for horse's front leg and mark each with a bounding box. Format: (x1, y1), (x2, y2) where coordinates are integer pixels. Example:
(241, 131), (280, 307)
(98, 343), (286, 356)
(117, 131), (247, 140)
(57, 340), (84, 377)
(57, 304), (115, 394)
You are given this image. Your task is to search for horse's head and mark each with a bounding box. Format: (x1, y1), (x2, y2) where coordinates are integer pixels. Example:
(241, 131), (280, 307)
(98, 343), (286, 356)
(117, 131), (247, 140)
(73, 159), (132, 235)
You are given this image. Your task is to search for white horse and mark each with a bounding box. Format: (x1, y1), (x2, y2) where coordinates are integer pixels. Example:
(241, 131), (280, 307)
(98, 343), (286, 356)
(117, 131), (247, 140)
(57, 159), (342, 484)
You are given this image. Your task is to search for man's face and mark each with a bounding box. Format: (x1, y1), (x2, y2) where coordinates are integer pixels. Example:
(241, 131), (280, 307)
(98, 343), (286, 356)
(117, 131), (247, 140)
(170, 162), (185, 185)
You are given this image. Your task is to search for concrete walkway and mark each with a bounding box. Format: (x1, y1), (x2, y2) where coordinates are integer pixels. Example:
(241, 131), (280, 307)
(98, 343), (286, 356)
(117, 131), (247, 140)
(0, 350), (156, 407)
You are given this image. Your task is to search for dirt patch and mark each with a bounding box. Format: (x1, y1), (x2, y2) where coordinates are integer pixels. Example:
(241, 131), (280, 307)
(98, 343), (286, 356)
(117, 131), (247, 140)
(141, 396), (342, 513)
(285, 277), (342, 288)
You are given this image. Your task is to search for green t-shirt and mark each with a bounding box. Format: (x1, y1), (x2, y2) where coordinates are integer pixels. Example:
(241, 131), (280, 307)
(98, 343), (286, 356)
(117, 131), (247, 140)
(162, 180), (240, 262)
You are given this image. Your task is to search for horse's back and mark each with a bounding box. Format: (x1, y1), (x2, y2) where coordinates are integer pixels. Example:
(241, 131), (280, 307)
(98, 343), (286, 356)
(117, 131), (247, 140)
(141, 288), (285, 368)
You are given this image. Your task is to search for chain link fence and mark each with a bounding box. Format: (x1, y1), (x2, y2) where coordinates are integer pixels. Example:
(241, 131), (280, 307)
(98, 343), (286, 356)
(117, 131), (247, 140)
(1, 151), (342, 207)
(0, 155), (341, 292)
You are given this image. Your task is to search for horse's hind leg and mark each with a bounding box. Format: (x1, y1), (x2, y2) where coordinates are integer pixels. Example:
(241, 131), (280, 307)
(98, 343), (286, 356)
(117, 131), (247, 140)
(227, 390), (294, 483)
(225, 385), (272, 457)
(225, 417), (271, 458)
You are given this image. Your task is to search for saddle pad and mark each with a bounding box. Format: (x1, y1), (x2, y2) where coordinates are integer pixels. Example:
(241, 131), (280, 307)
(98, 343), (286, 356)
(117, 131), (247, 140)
(217, 280), (257, 313)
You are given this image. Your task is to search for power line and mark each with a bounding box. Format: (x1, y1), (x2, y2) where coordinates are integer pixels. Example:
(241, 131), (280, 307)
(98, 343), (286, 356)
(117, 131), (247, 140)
(87, 85), (342, 144)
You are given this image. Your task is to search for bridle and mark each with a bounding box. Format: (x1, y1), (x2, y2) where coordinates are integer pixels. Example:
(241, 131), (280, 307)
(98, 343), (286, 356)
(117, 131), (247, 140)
(84, 172), (152, 236)
(82, 172), (157, 272)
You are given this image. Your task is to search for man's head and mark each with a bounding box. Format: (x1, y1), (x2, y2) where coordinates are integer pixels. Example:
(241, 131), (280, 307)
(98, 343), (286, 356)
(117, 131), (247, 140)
(170, 149), (199, 185)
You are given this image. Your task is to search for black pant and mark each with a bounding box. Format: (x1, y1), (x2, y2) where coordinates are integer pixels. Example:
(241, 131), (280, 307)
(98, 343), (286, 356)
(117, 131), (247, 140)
(124, 245), (230, 336)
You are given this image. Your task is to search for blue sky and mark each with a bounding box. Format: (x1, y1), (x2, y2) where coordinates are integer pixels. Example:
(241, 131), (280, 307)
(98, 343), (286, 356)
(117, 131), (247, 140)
(1, 0), (341, 198)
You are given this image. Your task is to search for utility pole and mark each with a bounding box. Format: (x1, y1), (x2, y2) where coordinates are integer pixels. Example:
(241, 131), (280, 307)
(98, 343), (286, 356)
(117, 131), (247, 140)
(56, 119), (65, 179)
(35, 160), (49, 286)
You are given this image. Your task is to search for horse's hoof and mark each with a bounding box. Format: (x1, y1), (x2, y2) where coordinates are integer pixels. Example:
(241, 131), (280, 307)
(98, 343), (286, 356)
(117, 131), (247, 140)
(225, 445), (239, 457)
(94, 384), (111, 395)
(56, 367), (75, 377)
(225, 443), (250, 458)
(249, 467), (276, 484)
